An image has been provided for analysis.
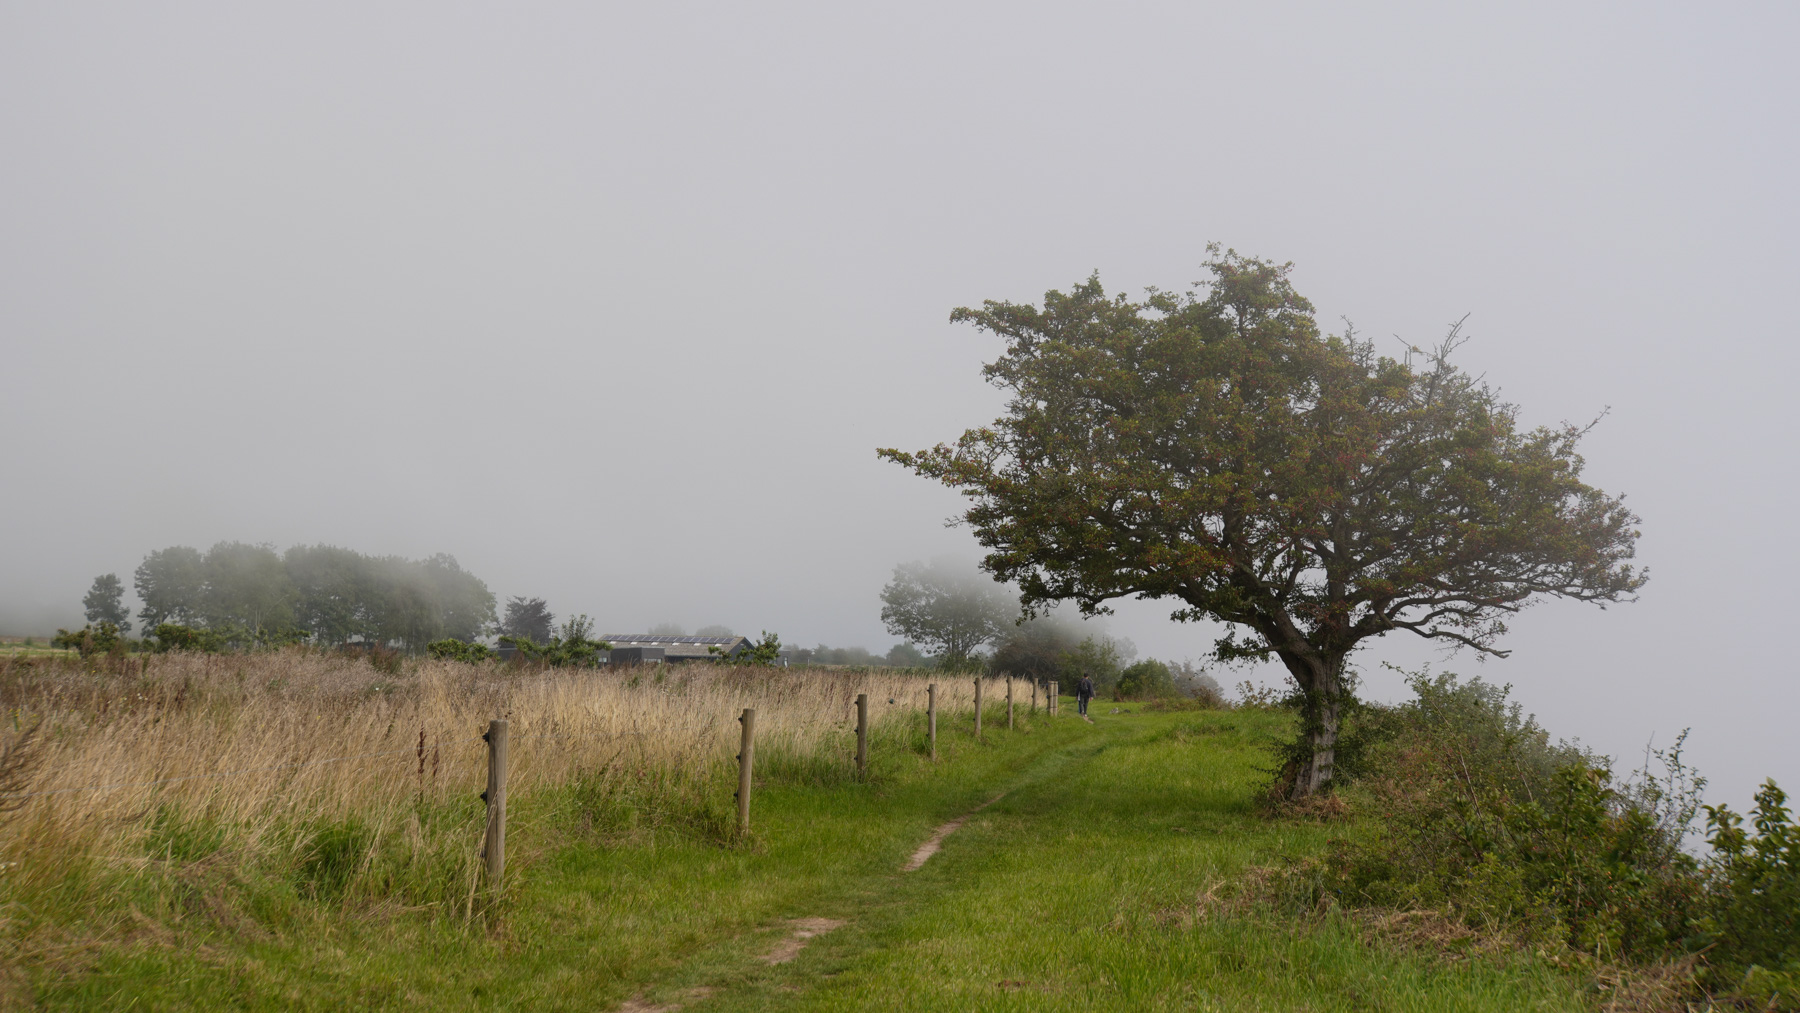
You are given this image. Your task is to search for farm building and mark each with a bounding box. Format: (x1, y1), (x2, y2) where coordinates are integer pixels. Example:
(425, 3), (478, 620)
(603, 634), (750, 664)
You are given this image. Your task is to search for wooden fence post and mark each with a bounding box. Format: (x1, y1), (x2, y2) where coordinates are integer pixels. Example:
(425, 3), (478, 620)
(927, 684), (937, 761)
(855, 693), (868, 777)
(1051, 681), (1059, 715)
(974, 678), (983, 737)
(482, 718), (508, 891)
(736, 708), (756, 834)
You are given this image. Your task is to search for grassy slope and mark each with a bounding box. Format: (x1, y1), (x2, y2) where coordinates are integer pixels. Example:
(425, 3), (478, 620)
(34, 706), (1591, 1012)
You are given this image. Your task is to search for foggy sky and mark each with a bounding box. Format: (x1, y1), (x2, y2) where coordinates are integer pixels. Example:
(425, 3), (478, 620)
(3, 3), (1795, 811)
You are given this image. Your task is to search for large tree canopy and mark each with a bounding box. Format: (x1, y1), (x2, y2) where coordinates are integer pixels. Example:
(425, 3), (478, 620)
(879, 249), (1645, 796)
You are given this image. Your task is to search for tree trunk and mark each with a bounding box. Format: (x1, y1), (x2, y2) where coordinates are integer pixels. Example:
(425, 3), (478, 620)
(1280, 649), (1347, 799)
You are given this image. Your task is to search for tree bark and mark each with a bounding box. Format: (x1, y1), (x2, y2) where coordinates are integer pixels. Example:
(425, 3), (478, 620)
(1279, 649), (1346, 799)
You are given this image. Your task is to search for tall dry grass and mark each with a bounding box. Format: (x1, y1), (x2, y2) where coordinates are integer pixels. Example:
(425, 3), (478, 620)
(0, 650), (1002, 905)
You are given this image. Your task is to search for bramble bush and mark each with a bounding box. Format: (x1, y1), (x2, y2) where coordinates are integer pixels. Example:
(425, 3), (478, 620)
(1327, 671), (1704, 959)
(1313, 669), (1800, 1006)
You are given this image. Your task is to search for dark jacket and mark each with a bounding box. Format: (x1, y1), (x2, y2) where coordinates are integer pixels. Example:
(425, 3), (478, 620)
(1077, 676), (1095, 700)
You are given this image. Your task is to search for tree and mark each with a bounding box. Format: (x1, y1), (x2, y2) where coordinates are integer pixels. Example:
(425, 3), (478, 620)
(134, 546), (206, 629)
(498, 596), (555, 644)
(878, 558), (1016, 668)
(879, 249), (1645, 797)
(130, 542), (497, 651)
(285, 544), (370, 645)
(988, 614), (1083, 683)
(695, 624), (735, 637)
(1058, 634), (1133, 695)
(201, 542), (295, 637)
(82, 574), (131, 632)
(885, 642), (928, 667)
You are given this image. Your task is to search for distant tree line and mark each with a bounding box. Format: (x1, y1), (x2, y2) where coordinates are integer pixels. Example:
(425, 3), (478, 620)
(125, 542), (495, 650)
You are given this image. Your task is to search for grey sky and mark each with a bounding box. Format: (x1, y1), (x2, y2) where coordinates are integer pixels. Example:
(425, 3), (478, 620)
(3, 4), (1795, 809)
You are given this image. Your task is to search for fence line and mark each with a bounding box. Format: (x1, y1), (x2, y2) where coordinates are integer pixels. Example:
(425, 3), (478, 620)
(1, 673), (1035, 806)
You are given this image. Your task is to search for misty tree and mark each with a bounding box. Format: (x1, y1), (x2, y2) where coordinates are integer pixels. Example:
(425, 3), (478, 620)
(885, 642), (928, 667)
(695, 624), (734, 637)
(131, 542), (497, 650)
(499, 596), (555, 644)
(648, 622), (687, 636)
(285, 544), (369, 644)
(134, 546), (207, 629)
(282, 546), (493, 647)
(358, 553), (494, 647)
(878, 559), (1016, 668)
(880, 249), (1644, 797)
(201, 542), (295, 637)
(82, 573), (131, 632)
(988, 614), (1084, 683)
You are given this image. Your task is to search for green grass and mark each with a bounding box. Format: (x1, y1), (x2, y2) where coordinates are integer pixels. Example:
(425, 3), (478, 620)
(23, 704), (1595, 1011)
(0, 636), (72, 658)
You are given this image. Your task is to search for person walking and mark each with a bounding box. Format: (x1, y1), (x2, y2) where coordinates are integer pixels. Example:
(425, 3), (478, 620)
(1077, 672), (1095, 718)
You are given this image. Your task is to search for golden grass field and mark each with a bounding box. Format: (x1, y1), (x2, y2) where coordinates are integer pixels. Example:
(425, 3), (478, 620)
(0, 651), (998, 899)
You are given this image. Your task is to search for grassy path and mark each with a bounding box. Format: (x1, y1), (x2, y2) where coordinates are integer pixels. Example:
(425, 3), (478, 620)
(632, 710), (1592, 1013)
(40, 706), (1595, 1011)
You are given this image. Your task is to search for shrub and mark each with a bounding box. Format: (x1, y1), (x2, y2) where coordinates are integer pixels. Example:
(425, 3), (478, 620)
(151, 622), (226, 653)
(1169, 659), (1226, 707)
(52, 622), (125, 658)
(1114, 659), (1175, 700)
(426, 638), (493, 663)
(1327, 671), (1703, 959)
(709, 630), (782, 667)
(1698, 779), (1800, 999)
(148, 622), (307, 653)
(499, 616), (611, 668)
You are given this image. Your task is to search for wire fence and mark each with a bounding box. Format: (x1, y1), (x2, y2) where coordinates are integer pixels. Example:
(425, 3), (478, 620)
(0, 672), (1043, 817)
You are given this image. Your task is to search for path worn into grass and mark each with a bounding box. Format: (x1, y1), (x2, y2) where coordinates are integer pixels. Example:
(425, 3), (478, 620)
(602, 722), (1121, 1013)
(599, 711), (1593, 1013)
(901, 792), (1006, 872)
